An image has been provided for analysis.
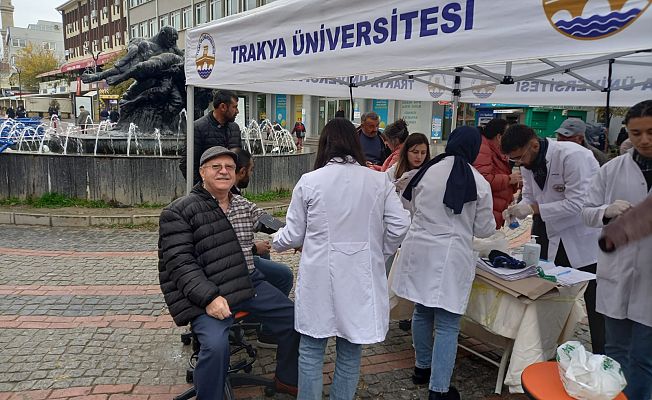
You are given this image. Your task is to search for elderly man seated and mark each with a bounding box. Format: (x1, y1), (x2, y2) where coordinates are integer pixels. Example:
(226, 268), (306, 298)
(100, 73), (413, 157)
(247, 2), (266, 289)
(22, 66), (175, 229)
(158, 146), (299, 400)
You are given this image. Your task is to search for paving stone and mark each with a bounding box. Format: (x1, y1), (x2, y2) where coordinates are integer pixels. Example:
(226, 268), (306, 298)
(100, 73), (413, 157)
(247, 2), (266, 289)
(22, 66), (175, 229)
(0, 220), (596, 399)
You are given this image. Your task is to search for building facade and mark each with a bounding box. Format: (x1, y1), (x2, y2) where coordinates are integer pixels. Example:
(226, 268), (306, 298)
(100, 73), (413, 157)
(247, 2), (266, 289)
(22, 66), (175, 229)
(57, 0), (128, 74)
(5, 20), (66, 66)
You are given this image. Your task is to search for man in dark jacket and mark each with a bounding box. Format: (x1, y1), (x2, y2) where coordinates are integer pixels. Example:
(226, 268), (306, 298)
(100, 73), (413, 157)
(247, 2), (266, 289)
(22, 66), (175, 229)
(357, 111), (389, 167)
(159, 146), (298, 400)
(180, 90), (243, 184)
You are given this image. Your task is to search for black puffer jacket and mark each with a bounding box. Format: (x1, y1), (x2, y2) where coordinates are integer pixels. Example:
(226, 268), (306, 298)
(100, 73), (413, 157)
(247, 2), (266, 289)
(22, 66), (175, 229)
(179, 113), (242, 184)
(158, 184), (254, 326)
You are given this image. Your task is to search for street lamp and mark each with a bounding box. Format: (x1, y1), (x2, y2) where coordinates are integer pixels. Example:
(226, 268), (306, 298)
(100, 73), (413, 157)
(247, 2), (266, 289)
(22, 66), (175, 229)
(84, 43), (102, 120)
(10, 59), (22, 107)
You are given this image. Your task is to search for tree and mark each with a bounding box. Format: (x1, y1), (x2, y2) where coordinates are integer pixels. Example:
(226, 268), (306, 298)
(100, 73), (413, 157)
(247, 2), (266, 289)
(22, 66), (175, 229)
(12, 43), (60, 92)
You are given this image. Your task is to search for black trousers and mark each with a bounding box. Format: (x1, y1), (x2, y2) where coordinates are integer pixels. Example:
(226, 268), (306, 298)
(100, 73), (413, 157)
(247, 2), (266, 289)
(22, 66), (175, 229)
(554, 239), (605, 355)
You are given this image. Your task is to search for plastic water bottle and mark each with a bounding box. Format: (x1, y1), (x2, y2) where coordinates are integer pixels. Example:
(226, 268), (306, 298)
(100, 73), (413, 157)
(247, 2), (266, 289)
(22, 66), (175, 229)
(523, 235), (541, 267)
(508, 215), (520, 230)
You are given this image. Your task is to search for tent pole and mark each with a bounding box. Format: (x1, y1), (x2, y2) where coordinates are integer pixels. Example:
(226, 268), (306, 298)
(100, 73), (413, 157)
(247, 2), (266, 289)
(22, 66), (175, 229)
(604, 59), (614, 136)
(451, 67), (462, 131)
(349, 76), (354, 120)
(186, 85), (195, 195)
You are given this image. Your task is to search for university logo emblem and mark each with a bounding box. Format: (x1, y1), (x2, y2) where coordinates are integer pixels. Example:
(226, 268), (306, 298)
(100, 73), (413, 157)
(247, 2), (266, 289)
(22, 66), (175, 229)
(543, 0), (650, 40)
(471, 79), (496, 99)
(427, 74), (449, 99)
(195, 33), (216, 79)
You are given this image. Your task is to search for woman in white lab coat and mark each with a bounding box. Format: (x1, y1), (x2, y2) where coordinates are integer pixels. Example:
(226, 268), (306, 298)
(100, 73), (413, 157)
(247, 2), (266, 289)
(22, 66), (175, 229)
(392, 126), (495, 400)
(273, 118), (410, 400)
(581, 100), (652, 400)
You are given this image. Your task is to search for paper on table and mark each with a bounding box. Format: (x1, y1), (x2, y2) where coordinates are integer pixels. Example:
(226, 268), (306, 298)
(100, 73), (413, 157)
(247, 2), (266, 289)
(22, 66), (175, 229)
(546, 266), (596, 286)
(476, 258), (538, 281)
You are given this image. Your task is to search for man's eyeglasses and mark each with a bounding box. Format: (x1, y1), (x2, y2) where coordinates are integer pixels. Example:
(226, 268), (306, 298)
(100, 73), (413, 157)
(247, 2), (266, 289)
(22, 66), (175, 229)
(204, 163), (236, 172)
(508, 143), (532, 164)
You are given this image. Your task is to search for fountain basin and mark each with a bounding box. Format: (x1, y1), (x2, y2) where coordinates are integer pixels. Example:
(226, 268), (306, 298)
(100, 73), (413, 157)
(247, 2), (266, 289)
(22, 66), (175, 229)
(0, 151), (315, 206)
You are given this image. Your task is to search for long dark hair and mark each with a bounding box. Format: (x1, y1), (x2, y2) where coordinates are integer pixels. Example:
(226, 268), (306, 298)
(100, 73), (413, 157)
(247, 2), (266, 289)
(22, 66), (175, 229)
(394, 133), (431, 179)
(314, 118), (366, 169)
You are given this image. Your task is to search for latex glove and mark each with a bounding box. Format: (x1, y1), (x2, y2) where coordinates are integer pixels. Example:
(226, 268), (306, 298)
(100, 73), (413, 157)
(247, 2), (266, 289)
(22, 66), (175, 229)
(508, 203), (533, 219)
(502, 208), (512, 222)
(604, 200), (632, 219)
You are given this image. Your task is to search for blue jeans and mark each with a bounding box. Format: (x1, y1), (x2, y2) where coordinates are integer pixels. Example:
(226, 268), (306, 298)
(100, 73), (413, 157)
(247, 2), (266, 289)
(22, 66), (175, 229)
(298, 335), (362, 400)
(254, 255), (294, 297)
(412, 304), (462, 392)
(191, 270), (299, 400)
(604, 316), (652, 400)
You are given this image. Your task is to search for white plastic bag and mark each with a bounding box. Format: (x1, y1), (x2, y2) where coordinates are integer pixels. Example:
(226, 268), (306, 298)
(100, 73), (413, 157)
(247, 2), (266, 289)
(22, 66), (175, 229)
(556, 341), (626, 400)
(472, 231), (509, 258)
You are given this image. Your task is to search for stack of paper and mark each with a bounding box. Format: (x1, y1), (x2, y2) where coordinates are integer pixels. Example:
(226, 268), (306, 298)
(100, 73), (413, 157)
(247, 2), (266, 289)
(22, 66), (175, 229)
(476, 258), (538, 281)
(538, 263), (596, 286)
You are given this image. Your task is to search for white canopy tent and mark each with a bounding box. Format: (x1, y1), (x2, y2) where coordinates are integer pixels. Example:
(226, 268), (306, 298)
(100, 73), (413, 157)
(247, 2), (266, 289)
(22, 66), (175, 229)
(184, 0), (652, 192)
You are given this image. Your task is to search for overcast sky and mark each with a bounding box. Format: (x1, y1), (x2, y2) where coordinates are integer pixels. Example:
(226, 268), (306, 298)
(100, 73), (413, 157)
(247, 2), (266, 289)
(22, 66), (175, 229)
(12, 0), (63, 28)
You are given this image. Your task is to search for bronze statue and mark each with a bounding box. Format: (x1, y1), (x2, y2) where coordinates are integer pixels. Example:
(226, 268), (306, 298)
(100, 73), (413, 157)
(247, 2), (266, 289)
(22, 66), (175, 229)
(82, 26), (211, 134)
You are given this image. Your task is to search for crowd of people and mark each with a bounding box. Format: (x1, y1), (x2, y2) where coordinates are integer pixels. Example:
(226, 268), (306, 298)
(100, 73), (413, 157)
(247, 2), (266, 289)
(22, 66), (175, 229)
(159, 91), (651, 400)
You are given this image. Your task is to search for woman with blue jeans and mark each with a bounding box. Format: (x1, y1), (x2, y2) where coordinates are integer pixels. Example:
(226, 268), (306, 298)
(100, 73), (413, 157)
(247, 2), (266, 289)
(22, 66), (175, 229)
(273, 118), (410, 399)
(391, 127), (495, 400)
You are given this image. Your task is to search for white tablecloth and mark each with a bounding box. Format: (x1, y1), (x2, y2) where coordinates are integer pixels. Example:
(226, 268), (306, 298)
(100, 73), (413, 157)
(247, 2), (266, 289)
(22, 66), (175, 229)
(465, 279), (587, 393)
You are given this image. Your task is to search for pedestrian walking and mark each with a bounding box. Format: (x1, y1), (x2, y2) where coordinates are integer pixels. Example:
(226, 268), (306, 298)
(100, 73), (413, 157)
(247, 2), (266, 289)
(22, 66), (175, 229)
(76, 106), (91, 134)
(291, 120), (306, 150)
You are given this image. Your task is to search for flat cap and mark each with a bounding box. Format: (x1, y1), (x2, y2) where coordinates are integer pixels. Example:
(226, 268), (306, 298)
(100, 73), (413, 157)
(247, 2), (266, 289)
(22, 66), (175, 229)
(199, 146), (237, 166)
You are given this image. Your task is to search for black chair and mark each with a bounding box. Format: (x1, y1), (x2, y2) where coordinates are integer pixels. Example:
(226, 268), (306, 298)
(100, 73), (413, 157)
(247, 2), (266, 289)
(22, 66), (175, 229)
(175, 311), (276, 400)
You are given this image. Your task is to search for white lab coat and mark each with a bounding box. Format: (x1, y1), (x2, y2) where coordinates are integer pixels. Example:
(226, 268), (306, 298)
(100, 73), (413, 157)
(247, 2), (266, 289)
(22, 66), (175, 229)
(272, 159), (410, 344)
(391, 157), (496, 315)
(519, 139), (601, 267)
(581, 151), (652, 327)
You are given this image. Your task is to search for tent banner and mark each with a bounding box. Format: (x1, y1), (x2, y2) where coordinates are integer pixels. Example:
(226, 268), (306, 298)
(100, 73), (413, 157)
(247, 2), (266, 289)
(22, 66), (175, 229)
(212, 55), (652, 107)
(186, 0), (652, 87)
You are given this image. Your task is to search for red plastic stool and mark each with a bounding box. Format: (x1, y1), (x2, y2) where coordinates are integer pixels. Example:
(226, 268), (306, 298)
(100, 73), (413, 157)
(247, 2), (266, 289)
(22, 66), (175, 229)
(522, 361), (627, 399)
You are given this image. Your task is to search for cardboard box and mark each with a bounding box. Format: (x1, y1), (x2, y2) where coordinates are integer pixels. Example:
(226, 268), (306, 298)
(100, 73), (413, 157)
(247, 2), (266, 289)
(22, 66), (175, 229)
(475, 268), (558, 301)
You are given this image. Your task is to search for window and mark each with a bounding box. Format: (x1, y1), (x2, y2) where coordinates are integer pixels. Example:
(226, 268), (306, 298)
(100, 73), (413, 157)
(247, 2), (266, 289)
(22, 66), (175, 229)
(138, 22), (147, 38)
(195, 2), (207, 25)
(243, 0), (258, 11)
(130, 24), (138, 39)
(159, 14), (168, 28)
(225, 0), (238, 16)
(170, 10), (181, 30)
(42, 41), (56, 51)
(210, 0), (222, 20)
(11, 38), (27, 47)
(182, 7), (192, 29)
(148, 19), (156, 36)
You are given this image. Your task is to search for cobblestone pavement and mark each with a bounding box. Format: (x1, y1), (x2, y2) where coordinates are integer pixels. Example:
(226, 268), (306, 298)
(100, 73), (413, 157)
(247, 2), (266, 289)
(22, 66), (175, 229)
(0, 221), (591, 400)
